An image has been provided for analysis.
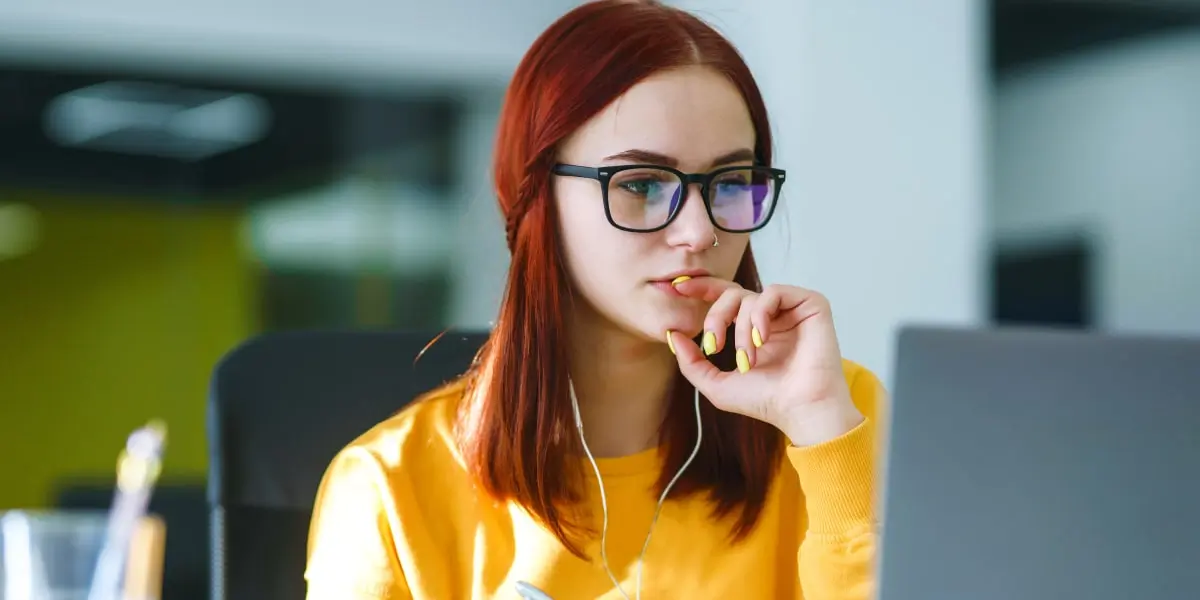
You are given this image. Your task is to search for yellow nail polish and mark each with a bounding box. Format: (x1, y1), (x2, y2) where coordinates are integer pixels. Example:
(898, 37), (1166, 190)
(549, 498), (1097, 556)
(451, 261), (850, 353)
(702, 331), (717, 355)
(751, 327), (763, 348)
(666, 330), (676, 355)
(736, 349), (750, 373)
(671, 275), (691, 286)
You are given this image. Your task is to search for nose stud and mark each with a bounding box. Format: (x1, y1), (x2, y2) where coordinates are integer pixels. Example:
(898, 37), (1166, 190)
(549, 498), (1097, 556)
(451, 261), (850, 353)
(712, 233), (720, 248)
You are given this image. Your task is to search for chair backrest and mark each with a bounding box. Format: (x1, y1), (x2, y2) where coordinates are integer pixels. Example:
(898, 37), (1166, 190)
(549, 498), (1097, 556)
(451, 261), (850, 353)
(206, 330), (487, 600)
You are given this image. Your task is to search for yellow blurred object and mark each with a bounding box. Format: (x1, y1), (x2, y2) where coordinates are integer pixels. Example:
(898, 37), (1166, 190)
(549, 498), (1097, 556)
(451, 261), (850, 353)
(116, 421), (167, 493)
(0, 202), (41, 260)
(0, 195), (252, 509)
(125, 515), (166, 600)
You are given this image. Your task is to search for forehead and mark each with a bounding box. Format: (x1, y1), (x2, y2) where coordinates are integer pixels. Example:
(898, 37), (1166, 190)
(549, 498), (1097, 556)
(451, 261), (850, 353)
(560, 65), (756, 168)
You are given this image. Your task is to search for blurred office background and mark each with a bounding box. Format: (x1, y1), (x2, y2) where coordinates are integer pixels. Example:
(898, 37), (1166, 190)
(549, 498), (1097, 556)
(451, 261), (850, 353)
(0, 0), (1196, 596)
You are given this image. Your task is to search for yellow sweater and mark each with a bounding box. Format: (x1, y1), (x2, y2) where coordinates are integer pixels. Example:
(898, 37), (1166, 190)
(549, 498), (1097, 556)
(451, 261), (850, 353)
(305, 360), (884, 600)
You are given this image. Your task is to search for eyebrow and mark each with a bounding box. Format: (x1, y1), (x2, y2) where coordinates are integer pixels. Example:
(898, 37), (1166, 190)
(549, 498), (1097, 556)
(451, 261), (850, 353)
(602, 148), (757, 169)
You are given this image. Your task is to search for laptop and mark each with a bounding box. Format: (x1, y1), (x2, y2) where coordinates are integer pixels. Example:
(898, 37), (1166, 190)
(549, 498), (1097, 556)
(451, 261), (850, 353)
(877, 326), (1200, 600)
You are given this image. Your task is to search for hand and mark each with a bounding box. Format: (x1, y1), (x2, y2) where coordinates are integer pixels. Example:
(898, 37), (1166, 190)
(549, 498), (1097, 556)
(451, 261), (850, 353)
(666, 278), (864, 447)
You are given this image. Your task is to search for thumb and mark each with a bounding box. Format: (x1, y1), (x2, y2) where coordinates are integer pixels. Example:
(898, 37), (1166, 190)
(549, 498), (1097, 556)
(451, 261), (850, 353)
(668, 330), (732, 398)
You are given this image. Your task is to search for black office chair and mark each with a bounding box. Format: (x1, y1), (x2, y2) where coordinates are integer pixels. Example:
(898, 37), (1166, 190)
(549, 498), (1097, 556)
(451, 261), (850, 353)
(207, 330), (487, 600)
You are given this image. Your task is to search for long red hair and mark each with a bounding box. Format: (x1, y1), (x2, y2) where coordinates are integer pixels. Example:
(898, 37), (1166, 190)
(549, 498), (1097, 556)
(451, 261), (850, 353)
(457, 0), (785, 557)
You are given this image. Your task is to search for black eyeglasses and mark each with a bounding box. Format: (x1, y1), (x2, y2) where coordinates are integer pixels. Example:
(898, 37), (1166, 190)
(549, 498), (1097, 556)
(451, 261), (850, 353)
(551, 163), (785, 233)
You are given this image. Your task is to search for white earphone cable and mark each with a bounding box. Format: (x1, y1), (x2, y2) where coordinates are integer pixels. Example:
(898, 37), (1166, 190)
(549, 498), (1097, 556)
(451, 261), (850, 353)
(569, 379), (703, 600)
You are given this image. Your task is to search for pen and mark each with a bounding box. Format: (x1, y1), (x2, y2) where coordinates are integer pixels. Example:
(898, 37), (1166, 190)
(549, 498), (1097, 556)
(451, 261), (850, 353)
(87, 420), (167, 600)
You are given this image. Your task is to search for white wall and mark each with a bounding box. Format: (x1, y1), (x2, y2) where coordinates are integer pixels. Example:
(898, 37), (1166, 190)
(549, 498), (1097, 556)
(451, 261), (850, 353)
(993, 30), (1200, 335)
(447, 0), (990, 383)
(447, 91), (509, 328)
(676, 0), (988, 383)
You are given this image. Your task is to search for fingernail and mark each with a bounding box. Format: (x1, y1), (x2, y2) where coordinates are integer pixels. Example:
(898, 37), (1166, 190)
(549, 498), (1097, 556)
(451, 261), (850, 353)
(666, 330), (676, 355)
(751, 327), (763, 348)
(702, 331), (717, 355)
(736, 349), (750, 373)
(671, 275), (691, 286)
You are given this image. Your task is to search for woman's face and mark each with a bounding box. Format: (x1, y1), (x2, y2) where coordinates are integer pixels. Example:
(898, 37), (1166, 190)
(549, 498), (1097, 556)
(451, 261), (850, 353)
(555, 65), (757, 342)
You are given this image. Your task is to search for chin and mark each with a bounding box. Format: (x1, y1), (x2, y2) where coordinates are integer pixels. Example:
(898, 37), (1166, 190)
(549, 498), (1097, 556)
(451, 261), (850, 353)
(644, 307), (705, 339)
(608, 289), (705, 341)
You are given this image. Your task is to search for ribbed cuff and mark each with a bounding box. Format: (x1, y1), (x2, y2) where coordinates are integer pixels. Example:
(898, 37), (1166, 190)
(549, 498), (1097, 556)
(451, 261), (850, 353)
(786, 417), (876, 535)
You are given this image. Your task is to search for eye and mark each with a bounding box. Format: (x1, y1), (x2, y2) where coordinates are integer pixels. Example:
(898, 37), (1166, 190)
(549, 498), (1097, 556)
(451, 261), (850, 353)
(616, 179), (661, 197)
(713, 173), (751, 197)
(611, 168), (677, 203)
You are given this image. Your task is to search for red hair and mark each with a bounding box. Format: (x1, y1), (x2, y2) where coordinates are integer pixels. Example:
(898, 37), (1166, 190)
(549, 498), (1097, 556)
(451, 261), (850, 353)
(457, 0), (785, 557)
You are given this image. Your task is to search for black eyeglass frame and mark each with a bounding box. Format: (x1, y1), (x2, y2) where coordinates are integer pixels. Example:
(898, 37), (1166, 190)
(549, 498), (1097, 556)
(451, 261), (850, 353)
(551, 163), (786, 234)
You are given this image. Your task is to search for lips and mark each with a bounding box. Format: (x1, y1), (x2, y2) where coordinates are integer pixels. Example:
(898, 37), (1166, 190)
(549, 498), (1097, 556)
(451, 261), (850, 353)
(651, 270), (709, 298)
(654, 269), (711, 284)
(651, 280), (687, 296)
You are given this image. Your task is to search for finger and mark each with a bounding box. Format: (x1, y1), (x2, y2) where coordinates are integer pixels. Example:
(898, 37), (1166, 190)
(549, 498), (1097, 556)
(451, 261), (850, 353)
(750, 285), (784, 345)
(667, 330), (734, 398)
(702, 288), (750, 356)
(733, 295), (756, 373)
(751, 284), (832, 342)
(669, 276), (744, 303)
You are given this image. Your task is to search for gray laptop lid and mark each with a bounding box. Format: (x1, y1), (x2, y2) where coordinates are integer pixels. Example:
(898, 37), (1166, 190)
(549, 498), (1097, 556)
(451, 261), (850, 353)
(878, 326), (1200, 600)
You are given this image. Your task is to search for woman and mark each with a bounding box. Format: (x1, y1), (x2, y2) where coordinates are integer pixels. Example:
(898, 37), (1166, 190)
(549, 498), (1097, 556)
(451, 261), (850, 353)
(305, 1), (884, 598)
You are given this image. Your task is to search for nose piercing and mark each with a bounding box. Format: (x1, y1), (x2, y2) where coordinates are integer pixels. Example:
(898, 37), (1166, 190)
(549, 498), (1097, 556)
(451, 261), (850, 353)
(712, 233), (720, 248)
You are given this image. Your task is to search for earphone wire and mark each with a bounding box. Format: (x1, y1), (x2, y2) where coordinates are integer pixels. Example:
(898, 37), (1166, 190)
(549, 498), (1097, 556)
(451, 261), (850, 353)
(569, 380), (704, 600)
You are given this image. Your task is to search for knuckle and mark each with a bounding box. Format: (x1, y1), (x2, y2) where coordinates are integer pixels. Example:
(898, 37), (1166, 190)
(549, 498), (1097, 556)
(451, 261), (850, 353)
(704, 307), (730, 327)
(736, 304), (753, 320)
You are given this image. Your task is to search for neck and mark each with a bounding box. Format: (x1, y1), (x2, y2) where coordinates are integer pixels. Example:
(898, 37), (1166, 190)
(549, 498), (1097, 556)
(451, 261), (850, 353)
(567, 306), (678, 459)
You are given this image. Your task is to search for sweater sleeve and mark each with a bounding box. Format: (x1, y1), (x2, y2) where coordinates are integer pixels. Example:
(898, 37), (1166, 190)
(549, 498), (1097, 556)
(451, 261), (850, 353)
(788, 364), (886, 600)
(305, 447), (412, 600)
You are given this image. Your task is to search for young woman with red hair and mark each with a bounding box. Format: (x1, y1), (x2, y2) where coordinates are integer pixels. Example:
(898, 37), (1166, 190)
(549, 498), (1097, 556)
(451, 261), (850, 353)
(306, 1), (884, 598)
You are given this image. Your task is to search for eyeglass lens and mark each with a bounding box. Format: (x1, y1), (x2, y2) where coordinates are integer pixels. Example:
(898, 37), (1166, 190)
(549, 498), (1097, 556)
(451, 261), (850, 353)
(606, 167), (776, 232)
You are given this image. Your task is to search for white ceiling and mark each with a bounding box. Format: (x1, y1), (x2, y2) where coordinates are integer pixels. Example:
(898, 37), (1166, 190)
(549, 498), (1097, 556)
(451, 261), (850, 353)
(0, 0), (585, 88)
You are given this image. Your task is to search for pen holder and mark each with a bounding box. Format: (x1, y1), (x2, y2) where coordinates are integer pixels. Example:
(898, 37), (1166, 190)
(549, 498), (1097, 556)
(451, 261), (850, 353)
(0, 510), (164, 600)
